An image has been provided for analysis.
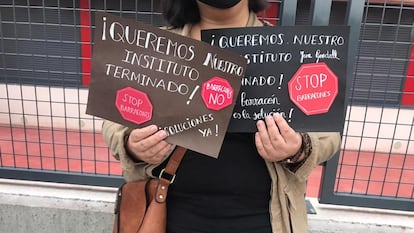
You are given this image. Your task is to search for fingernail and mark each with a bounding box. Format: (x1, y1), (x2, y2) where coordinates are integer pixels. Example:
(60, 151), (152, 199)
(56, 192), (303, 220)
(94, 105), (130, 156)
(158, 130), (167, 138)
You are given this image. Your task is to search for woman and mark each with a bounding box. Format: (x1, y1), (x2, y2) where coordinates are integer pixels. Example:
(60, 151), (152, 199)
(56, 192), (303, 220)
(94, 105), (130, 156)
(102, 0), (341, 232)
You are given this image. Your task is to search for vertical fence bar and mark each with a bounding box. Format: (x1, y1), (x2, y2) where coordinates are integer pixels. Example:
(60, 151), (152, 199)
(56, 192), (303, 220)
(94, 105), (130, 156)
(319, 0), (365, 204)
(280, 0), (297, 26)
(310, 0), (332, 26)
(345, 0), (365, 80)
(306, 0), (336, 203)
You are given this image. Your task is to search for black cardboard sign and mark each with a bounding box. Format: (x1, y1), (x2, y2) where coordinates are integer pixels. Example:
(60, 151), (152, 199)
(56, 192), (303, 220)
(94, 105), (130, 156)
(202, 26), (349, 132)
(86, 13), (247, 158)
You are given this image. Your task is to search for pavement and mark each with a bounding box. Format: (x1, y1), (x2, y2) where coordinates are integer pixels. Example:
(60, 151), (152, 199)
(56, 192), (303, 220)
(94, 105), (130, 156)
(307, 198), (414, 233)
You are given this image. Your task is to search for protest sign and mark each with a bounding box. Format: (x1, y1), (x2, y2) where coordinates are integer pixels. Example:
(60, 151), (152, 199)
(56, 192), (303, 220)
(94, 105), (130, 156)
(202, 26), (349, 132)
(86, 13), (247, 157)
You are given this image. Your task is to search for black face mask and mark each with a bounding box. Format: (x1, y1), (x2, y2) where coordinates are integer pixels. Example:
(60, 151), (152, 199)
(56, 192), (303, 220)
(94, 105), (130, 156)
(198, 0), (242, 9)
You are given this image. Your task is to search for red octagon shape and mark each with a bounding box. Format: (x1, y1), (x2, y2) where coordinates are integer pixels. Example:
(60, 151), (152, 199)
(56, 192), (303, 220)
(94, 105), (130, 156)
(115, 87), (153, 124)
(288, 62), (338, 116)
(201, 77), (234, 111)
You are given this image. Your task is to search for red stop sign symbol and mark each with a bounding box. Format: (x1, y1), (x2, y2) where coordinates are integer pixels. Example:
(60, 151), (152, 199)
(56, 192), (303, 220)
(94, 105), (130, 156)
(115, 87), (153, 124)
(201, 77), (234, 111)
(288, 62), (338, 116)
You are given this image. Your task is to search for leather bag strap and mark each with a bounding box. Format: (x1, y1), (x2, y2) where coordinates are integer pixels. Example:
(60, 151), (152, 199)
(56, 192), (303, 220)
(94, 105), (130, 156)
(154, 146), (186, 203)
(164, 146), (186, 177)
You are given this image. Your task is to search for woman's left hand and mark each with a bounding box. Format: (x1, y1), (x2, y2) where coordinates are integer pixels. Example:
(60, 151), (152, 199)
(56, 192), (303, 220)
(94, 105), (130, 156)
(255, 114), (302, 162)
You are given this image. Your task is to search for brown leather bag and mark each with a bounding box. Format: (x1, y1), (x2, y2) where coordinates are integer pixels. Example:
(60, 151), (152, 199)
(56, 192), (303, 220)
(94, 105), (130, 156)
(112, 146), (186, 233)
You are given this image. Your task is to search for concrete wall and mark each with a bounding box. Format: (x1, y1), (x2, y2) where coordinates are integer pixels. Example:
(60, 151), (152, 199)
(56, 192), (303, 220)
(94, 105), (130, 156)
(1, 179), (413, 233)
(0, 179), (114, 233)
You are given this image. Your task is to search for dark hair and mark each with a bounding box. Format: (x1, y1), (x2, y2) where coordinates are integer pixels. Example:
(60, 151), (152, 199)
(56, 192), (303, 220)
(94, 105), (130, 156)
(161, 0), (269, 28)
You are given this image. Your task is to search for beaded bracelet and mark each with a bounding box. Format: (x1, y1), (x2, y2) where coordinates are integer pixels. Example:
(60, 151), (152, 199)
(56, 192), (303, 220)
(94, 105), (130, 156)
(123, 130), (143, 163)
(282, 133), (312, 164)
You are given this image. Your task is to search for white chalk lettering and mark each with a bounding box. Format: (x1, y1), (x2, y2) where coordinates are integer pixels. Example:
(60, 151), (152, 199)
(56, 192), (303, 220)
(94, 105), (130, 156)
(293, 34), (345, 46)
(294, 73), (328, 91)
(120, 105), (151, 118)
(202, 52), (244, 77)
(101, 17), (195, 61)
(122, 49), (199, 81)
(213, 33), (285, 48)
(244, 51), (292, 64)
(242, 75), (277, 87)
(315, 49), (340, 62)
(163, 114), (215, 136)
(240, 92), (281, 107)
(296, 91), (331, 101)
(105, 63), (189, 95)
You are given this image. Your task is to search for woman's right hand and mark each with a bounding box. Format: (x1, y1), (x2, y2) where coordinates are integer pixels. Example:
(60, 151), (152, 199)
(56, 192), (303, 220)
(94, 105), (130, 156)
(126, 125), (172, 164)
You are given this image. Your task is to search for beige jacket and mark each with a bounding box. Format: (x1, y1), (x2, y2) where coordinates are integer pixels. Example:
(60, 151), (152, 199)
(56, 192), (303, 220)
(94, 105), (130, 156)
(102, 12), (341, 233)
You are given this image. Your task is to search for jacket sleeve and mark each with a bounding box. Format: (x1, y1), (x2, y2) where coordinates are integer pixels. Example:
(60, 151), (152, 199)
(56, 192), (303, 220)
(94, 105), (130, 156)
(102, 120), (154, 182)
(282, 132), (341, 182)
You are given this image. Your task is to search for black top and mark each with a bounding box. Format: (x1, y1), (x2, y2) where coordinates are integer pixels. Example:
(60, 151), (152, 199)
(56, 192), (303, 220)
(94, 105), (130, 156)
(154, 133), (272, 233)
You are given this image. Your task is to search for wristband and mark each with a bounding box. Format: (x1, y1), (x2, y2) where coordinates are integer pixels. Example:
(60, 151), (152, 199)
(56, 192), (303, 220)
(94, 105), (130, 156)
(123, 131), (143, 163)
(283, 133), (312, 164)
